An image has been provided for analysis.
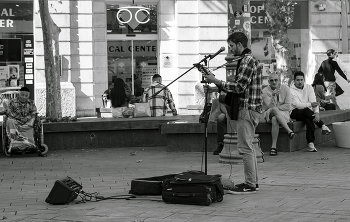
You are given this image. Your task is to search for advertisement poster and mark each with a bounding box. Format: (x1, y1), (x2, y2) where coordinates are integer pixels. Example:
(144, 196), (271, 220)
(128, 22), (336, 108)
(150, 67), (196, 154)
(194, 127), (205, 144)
(8, 65), (19, 87)
(0, 66), (9, 80)
(251, 37), (273, 61)
(228, 0), (251, 44)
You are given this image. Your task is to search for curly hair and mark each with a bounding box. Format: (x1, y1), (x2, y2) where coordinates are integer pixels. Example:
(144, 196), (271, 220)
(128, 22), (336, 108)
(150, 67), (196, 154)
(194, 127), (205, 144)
(227, 32), (248, 48)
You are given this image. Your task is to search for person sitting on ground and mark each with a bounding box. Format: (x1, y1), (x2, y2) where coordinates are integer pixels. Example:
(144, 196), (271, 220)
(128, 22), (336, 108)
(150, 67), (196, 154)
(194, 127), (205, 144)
(6, 87), (44, 156)
(290, 71), (332, 152)
(261, 73), (295, 156)
(143, 74), (177, 117)
(311, 72), (336, 111)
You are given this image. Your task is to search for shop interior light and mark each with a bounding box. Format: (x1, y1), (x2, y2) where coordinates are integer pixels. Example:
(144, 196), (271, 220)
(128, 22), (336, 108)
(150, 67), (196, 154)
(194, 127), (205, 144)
(118, 62), (125, 68)
(140, 61), (147, 67)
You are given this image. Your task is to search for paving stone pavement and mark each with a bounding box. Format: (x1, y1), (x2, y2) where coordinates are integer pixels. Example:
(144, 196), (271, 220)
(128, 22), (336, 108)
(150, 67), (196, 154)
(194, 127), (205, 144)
(1, 140), (350, 222)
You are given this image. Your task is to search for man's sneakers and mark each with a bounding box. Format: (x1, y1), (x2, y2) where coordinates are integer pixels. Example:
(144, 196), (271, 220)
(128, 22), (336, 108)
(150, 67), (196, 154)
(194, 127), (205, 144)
(227, 183), (257, 194)
(308, 142), (317, 152)
(213, 143), (224, 155)
(322, 125), (332, 135)
(307, 126), (331, 152)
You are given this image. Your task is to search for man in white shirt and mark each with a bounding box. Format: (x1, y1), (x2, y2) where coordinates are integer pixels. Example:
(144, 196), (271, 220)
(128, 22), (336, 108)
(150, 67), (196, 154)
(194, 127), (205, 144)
(290, 71), (331, 152)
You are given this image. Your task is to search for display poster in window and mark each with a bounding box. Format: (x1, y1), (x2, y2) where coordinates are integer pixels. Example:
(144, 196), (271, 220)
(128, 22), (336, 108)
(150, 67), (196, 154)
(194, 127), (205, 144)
(141, 67), (157, 88)
(251, 37), (273, 61)
(0, 66), (9, 80)
(228, 0), (251, 41)
(8, 65), (19, 87)
(0, 39), (22, 62)
(250, 1), (309, 30)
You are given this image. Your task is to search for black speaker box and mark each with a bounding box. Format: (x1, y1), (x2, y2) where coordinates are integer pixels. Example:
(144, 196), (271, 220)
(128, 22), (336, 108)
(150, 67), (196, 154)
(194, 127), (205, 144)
(45, 176), (83, 205)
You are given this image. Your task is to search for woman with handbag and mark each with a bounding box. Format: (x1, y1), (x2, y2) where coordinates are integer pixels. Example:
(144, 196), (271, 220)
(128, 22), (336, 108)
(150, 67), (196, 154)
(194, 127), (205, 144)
(318, 49), (350, 110)
(312, 73), (336, 111)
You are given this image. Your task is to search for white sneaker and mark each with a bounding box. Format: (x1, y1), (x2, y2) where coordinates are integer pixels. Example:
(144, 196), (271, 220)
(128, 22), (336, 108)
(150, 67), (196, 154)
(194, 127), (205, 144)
(308, 143), (317, 152)
(321, 125), (331, 135)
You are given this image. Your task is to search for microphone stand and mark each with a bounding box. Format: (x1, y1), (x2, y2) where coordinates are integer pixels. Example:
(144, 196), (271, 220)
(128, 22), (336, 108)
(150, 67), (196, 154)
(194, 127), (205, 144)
(143, 54), (214, 175)
(146, 54), (211, 101)
(200, 59), (209, 175)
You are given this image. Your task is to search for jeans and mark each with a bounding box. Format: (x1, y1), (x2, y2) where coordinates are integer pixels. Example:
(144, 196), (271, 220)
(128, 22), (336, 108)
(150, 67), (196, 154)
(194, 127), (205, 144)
(236, 109), (260, 187)
(290, 108), (324, 143)
(217, 113), (227, 145)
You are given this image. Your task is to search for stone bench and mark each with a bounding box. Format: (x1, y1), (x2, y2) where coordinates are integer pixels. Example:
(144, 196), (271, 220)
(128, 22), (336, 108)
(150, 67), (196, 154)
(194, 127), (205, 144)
(256, 110), (350, 152)
(40, 115), (200, 150)
(42, 116), (181, 150)
(160, 110), (350, 152)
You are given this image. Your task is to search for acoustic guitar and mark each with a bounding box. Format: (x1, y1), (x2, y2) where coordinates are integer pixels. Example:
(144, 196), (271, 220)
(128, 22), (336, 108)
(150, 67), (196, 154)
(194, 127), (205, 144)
(196, 64), (234, 107)
(195, 64), (240, 120)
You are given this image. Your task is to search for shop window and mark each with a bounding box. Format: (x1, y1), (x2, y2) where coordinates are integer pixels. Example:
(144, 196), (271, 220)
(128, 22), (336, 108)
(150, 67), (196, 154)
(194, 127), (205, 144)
(249, 0), (309, 85)
(107, 40), (157, 96)
(106, 4), (157, 34)
(0, 1), (33, 90)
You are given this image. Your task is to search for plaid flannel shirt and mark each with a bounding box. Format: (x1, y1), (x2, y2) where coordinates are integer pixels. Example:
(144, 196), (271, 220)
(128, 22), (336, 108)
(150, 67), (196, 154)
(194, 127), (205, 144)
(7, 98), (37, 125)
(143, 82), (177, 117)
(221, 53), (263, 113)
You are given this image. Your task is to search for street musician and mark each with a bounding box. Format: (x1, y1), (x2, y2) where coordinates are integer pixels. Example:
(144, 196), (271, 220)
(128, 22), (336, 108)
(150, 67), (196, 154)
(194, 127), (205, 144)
(201, 32), (263, 194)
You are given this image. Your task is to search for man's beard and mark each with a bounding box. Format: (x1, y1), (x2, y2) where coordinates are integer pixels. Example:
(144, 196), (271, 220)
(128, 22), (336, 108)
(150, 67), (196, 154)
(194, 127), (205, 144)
(295, 84), (304, 89)
(234, 48), (240, 56)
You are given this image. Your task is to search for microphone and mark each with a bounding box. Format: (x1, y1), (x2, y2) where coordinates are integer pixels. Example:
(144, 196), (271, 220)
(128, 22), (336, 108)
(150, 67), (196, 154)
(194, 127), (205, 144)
(209, 47), (225, 60)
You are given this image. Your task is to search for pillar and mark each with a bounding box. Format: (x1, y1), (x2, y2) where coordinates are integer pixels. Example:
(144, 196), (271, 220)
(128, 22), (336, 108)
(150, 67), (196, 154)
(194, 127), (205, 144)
(219, 134), (264, 164)
(219, 0), (263, 164)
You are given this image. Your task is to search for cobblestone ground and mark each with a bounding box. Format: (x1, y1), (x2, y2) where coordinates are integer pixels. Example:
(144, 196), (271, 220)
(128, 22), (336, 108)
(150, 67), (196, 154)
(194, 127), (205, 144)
(1, 140), (350, 222)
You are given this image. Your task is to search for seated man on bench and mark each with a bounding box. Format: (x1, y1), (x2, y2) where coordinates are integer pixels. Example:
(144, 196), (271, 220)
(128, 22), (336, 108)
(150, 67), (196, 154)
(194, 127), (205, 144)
(290, 71), (332, 152)
(5, 87), (40, 154)
(261, 73), (295, 156)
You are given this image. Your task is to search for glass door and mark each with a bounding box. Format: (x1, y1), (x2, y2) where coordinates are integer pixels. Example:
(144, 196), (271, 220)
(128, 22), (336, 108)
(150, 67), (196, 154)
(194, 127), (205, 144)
(107, 40), (157, 96)
(106, 2), (158, 96)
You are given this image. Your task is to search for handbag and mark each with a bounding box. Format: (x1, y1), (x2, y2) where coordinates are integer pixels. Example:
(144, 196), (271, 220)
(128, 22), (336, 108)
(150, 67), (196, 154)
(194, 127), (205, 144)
(112, 107), (127, 118)
(335, 82), (344, 97)
(134, 102), (151, 117)
(122, 107), (134, 118)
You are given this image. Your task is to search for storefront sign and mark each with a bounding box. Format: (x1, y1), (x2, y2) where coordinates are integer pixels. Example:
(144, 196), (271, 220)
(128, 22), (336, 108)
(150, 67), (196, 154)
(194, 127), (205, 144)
(24, 49), (34, 55)
(0, 8), (14, 27)
(107, 41), (156, 56)
(116, 6), (150, 30)
(108, 45), (156, 53)
(0, 2), (33, 33)
(250, 1), (309, 29)
(23, 35), (34, 98)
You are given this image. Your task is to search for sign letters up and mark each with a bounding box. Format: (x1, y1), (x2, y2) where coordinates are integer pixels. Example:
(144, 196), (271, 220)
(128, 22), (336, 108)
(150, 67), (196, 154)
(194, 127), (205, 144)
(0, 8), (14, 27)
